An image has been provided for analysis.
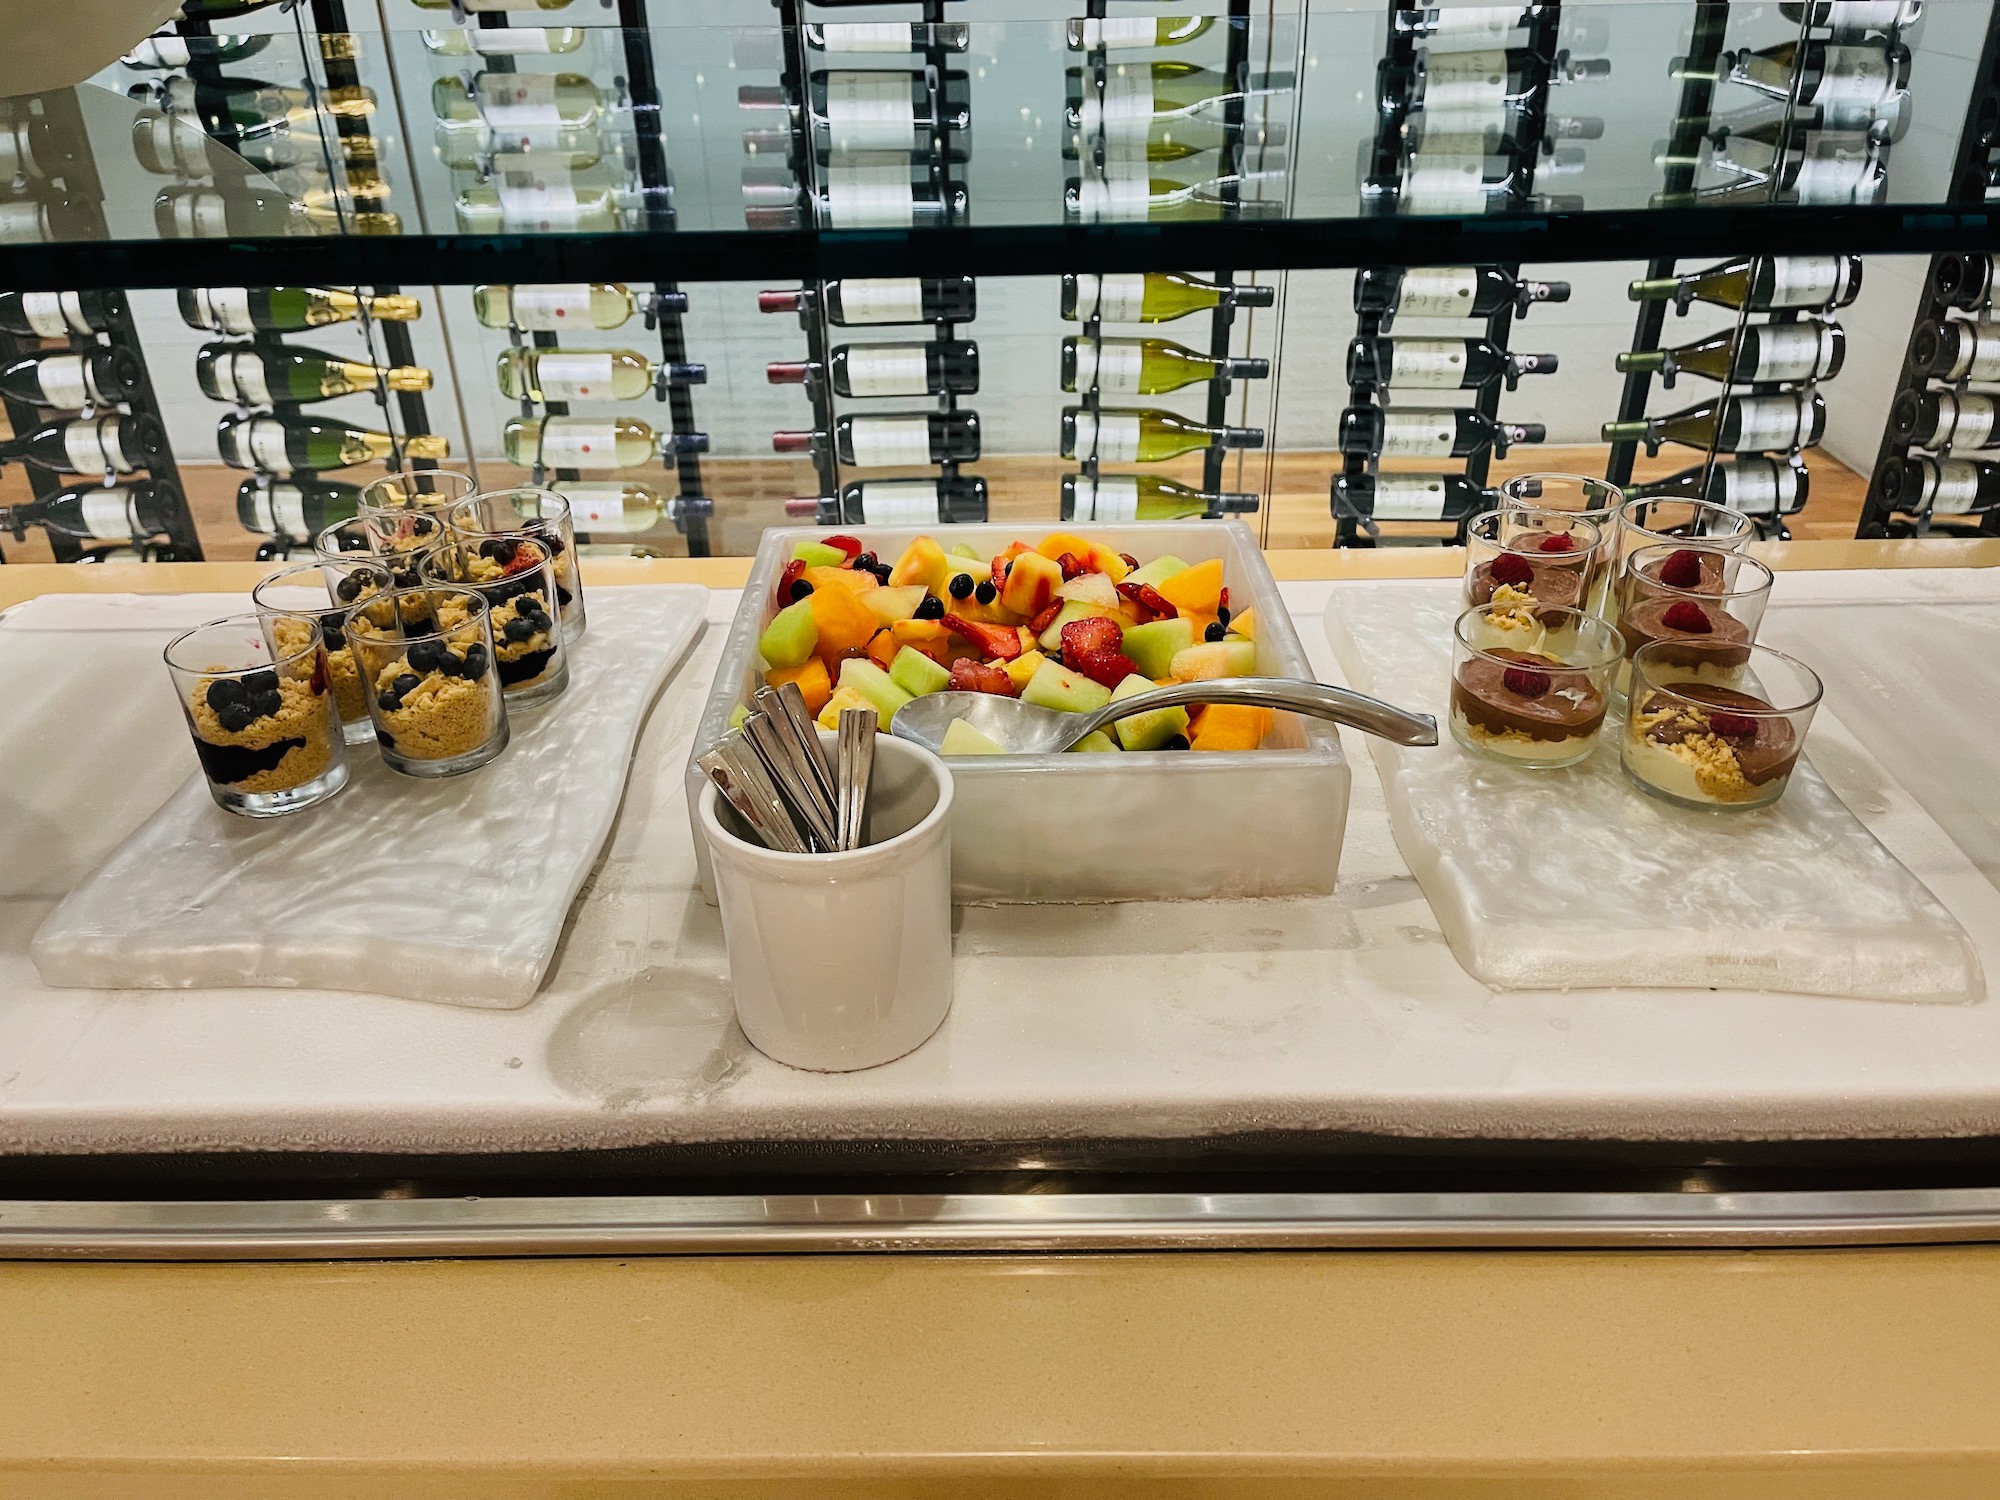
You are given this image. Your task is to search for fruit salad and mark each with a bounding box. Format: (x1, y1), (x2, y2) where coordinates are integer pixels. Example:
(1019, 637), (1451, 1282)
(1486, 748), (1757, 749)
(749, 532), (1272, 754)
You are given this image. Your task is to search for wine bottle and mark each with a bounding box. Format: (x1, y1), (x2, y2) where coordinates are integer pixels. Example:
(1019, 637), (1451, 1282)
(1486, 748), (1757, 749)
(1338, 405), (1546, 459)
(1354, 265), (1570, 323)
(756, 277), (976, 327)
(121, 32), (270, 67)
(1066, 15), (1216, 50)
(1369, 148), (1585, 213)
(767, 340), (979, 398)
(1063, 113), (1288, 163)
(1627, 457), (1811, 517)
(1912, 319), (2000, 382)
(0, 112), (91, 185)
(153, 185), (399, 237)
(773, 413), (981, 466)
(453, 165), (634, 233)
(1378, 48), (1611, 132)
(1060, 336), (1268, 395)
(547, 481), (679, 534)
(132, 108), (378, 174)
(261, 162), (392, 207)
(1601, 391), (1827, 456)
(1064, 169), (1283, 221)
(1061, 472), (1258, 521)
(743, 159), (966, 230)
(736, 70), (971, 155)
(497, 347), (704, 402)
(1400, 111), (1603, 155)
(472, 283), (654, 330)
(1891, 390), (2000, 452)
(0, 289), (125, 338)
(0, 347), (143, 408)
(0, 479), (183, 541)
(1722, 40), (1910, 111)
(1346, 336), (1558, 391)
(806, 22), (970, 53)
(1064, 62), (1296, 138)
(1879, 456), (2000, 515)
(235, 475), (363, 541)
(1615, 320), (1845, 389)
(197, 344), (432, 406)
(218, 414), (450, 474)
(1932, 254), (2000, 311)
(1781, 0), (1923, 31)
(430, 71), (606, 131)
(503, 415), (704, 469)
(1392, 6), (1541, 45)
(0, 414), (165, 475)
(1062, 273), (1274, 323)
(179, 287), (420, 334)
(786, 477), (990, 526)
(0, 193), (97, 244)
(1628, 255), (1863, 315)
(1333, 470), (1494, 523)
(1059, 406), (1263, 462)
(143, 76), (374, 135)
(434, 118), (605, 172)
(420, 27), (587, 56)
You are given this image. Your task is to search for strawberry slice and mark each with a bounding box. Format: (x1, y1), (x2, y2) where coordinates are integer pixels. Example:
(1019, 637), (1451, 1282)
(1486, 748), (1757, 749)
(1071, 647), (1138, 690)
(1662, 600), (1712, 633)
(1060, 615), (1125, 660)
(1488, 552), (1534, 587)
(1029, 601), (1065, 636)
(1117, 581), (1177, 618)
(944, 613), (1023, 661)
(1056, 551), (1085, 580)
(823, 535), (863, 560)
(950, 658), (1016, 696)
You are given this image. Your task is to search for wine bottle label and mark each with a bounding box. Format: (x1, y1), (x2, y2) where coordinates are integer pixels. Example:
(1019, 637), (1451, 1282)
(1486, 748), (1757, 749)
(1078, 68), (1154, 143)
(75, 487), (136, 540)
(1387, 339), (1469, 387)
(494, 153), (582, 229)
(1069, 475), (1140, 522)
(532, 351), (617, 400)
(35, 355), (93, 410)
(1928, 460), (1981, 515)
(239, 417), (293, 473)
(1715, 461), (1793, 518)
(847, 415), (935, 466)
(1395, 268), (1480, 318)
(1378, 410), (1461, 458)
(825, 163), (916, 228)
(267, 483), (314, 540)
(841, 345), (931, 397)
(1073, 172), (1152, 221)
(855, 479), (939, 525)
(562, 482), (653, 531)
(819, 23), (914, 53)
(1960, 326), (2000, 382)
(1073, 17), (1161, 49)
(833, 278), (926, 323)
(1948, 395), (1998, 449)
(1792, 147), (1879, 205)
(134, 37), (194, 65)
(824, 72), (917, 151)
(1424, 6), (1520, 41)
(476, 72), (562, 126)
(1370, 473), (1449, 521)
(1769, 256), (1849, 307)
(1070, 273), (1149, 322)
(464, 27), (559, 53)
(1814, 45), (1897, 107)
(1070, 338), (1144, 394)
(1729, 395), (1808, 450)
(21, 293), (71, 339)
(1069, 411), (1143, 462)
(1397, 155), (1491, 211)
(1820, 1), (1909, 27)
(0, 200), (46, 242)
(61, 418), (122, 474)
(1750, 322), (1840, 382)
(508, 284), (594, 329)
(537, 419), (620, 467)
(215, 350), (274, 407)
(163, 191), (230, 238)
(1420, 49), (1509, 113)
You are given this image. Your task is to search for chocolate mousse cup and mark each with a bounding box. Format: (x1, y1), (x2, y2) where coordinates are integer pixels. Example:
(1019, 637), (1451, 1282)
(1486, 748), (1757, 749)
(1464, 507), (1606, 624)
(1623, 642), (1822, 811)
(164, 614), (349, 818)
(345, 586), (510, 778)
(1615, 545), (1774, 696)
(1450, 605), (1623, 769)
(444, 487), (587, 642)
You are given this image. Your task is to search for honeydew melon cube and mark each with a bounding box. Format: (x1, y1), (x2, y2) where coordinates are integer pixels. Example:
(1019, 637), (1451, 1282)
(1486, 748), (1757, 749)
(1056, 571), (1120, 608)
(1121, 554), (1189, 590)
(1118, 617), (1194, 680)
(1021, 657), (1112, 715)
(758, 596), (818, 670)
(1168, 639), (1257, 682)
(792, 540), (848, 568)
(727, 703), (751, 731)
(863, 585), (929, 626)
(1068, 729), (1121, 753)
(837, 657), (914, 729)
(1108, 672), (1190, 752)
(940, 718), (1008, 756)
(948, 543), (983, 561)
(889, 645), (951, 699)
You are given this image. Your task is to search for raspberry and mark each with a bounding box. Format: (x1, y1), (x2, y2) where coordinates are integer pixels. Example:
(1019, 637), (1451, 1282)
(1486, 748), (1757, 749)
(1662, 600), (1712, 633)
(1071, 647), (1138, 690)
(1708, 711), (1758, 739)
(1061, 615), (1125, 660)
(1502, 665), (1551, 698)
(1537, 532), (1577, 553)
(1659, 548), (1705, 589)
(1488, 552), (1535, 587)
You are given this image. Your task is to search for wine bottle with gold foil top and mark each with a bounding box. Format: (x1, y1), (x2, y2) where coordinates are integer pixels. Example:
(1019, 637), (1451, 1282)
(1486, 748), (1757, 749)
(217, 413), (450, 473)
(196, 344), (432, 406)
(178, 287), (421, 334)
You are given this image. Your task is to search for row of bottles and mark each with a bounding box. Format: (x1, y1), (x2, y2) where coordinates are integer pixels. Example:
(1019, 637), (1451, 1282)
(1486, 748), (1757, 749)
(1867, 253), (2000, 529)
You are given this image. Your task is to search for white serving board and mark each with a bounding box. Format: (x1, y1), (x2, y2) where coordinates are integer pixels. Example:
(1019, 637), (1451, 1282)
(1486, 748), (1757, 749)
(3, 574), (2000, 1156)
(22, 586), (707, 1008)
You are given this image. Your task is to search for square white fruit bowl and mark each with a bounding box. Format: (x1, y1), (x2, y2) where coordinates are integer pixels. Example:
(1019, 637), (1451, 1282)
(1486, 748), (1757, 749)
(688, 522), (1349, 904)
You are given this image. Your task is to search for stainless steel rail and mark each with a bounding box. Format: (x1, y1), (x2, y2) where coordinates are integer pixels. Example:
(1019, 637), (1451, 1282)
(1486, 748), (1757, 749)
(5, 1188), (2000, 1260)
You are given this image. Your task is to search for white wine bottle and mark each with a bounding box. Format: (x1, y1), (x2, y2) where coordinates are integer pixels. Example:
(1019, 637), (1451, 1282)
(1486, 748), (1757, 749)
(1061, 472), (1257, 521)
(1065, 169), (1281, 221)
(806, 22), (970, 53)
(431, 71), (604, 130)
(434, 118), (605, 171)
(1338, 405), (1545, 459)
(179, 287), (420, 334)
(421, 27), (586, 56)
(496, 347), (704, 401)
(1627, 457), (1810, 518)
(197, 344), (432, 405)
(454, 166), (630, 233)
(1912, 319), (2000, 381)
(0, 414), (166, 475)
(235, 475), (363, 541)
(1400, 111), (1602, 155)
(1392, 6), (1541, 46)
(0, 289), (126, 338)
(1353, 265), (1570, 323)
(1615, 320), (1845, 389)
(1891, 390), (2000, 452)
(1066, 15), (1216, 50)
(218, 414), (450, 473)
(153, 184), (399, 237)
(411, 0), (574, 9)
(503, 415), (705, 469)
(786, 476), (989, 526)
(1062, 272), (1273, 323)
(0, 479), (184, 541)
(1060, 406), (1263, 462)
(1721, 40), (1910, 111)
(1064, 113), (1287, 163)
(1346, 336), (1558, 391)
(1601, 391), (1826, 456)
(1627, 255), (1862, 315)
(1061, 336), (1268, 394)
(556, 481), (669, 533)
(744, 158), (966, 230)
(473, 282), (661, 330)
(758, 277), (977, 325)
(767, 340), (979, 398)
(1879, 456), (2000, 515)
(1333, 471), (1493, 523)
(1065, 62), (1296, 137)
(1781, 0), (1922, 31)
(1378, 48), (1610, 132)
(737, 71), (971, 155)
(1369, 148), (1584, 213)
(773, 413), (981, 466)
(0, 346), (144, 407)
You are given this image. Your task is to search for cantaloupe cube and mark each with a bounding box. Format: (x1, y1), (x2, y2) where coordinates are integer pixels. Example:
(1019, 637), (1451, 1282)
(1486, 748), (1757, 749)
(1035, 532), (1094, 564)
(891, 618), (953, 662)
(809, 579), (881, 665)
(1154, 557), (1223, 614)
(766, 657), (831, 716)
(866, 628), (898, 670)
(1227, 607), (1257, 640)
(804, 564), (877, 595)
(1189, 703), (1272, 751)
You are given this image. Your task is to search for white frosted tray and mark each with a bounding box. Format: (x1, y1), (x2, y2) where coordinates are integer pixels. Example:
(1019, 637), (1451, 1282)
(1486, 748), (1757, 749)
(25, 586), (706, 1009)
(1324, 580), (1982, 1005)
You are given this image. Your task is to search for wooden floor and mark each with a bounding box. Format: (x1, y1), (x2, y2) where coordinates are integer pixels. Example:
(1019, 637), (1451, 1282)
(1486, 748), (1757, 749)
(0, 445), (1872, 565)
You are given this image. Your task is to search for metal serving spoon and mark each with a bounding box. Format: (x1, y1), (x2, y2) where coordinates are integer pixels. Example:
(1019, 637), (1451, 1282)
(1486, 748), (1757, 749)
(890, 677), (1438, 755)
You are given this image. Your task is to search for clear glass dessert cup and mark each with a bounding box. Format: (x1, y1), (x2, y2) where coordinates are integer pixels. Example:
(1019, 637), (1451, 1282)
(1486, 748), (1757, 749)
(344, 585), (510, 778)
(313, 513), (449, 595)
(1464, 506), (1607, 624)
(1449, 604), (1624, 771)
(1623, 641), (1822, 813)
(163, 613), (349, 817)
(444, 487), (587, 641)
(419, 537), (570, 706)
(357, 468), (476, 522)
(1615, 494), (1756, 565)
(1499, 475), (1624, 615)
(1613, 544), (1774, 698)
(251, 562), (390, 745)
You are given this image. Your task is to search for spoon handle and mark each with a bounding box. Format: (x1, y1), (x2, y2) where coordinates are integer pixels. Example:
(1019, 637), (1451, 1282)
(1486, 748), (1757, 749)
(1072, 677), (1439, 748)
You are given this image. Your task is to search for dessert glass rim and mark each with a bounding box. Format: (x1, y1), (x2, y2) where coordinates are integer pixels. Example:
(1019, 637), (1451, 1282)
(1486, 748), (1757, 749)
(356, 468), (477, 514)
(1498, 471), (1624, 520)
(442, 486), (572, 542)
(1616, 494), (1757, 546)
(1452, 602), (1625, 673)
(1624, 541), (1775, 603)
(314, 511), (446, 560)
(164, 611), (323, 674)
(339, 583), (487, 647)
(1630, 639), (1825, 716)
(1467, 504), (1604, 555)
(417, 534), (555, 586)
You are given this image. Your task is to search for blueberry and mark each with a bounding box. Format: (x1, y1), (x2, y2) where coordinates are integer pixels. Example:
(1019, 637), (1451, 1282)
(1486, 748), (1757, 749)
(480, 537), (518, 564)
(436, 651), (464, 679)
(378, 691), (402, 713)
(505, 617), (535, 643)
(319, 610), (347, 637)
(1216, 606), (1231, 628)
(393, 673), (422, 697)
(463, 644), (489, 680)
(1204, 621), (1226, 642)
(204, 678), (245, 712)
(790, 579), (814, 602)
(948, 573), (974, 600)
(243, 669), (279, 695)
(871, 564), (893, 585)
(408, 640), (446, 673)
(914, 594), (945, 621)
(555, 584), (573, 606)
(1162, 733), (1191, 751)
(252, 690), (283, 719)
(216, 703), (257, 733)
(854, 551), (877, 572)
(335, 574), (363, 603)
(974, 580), (997, 606)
